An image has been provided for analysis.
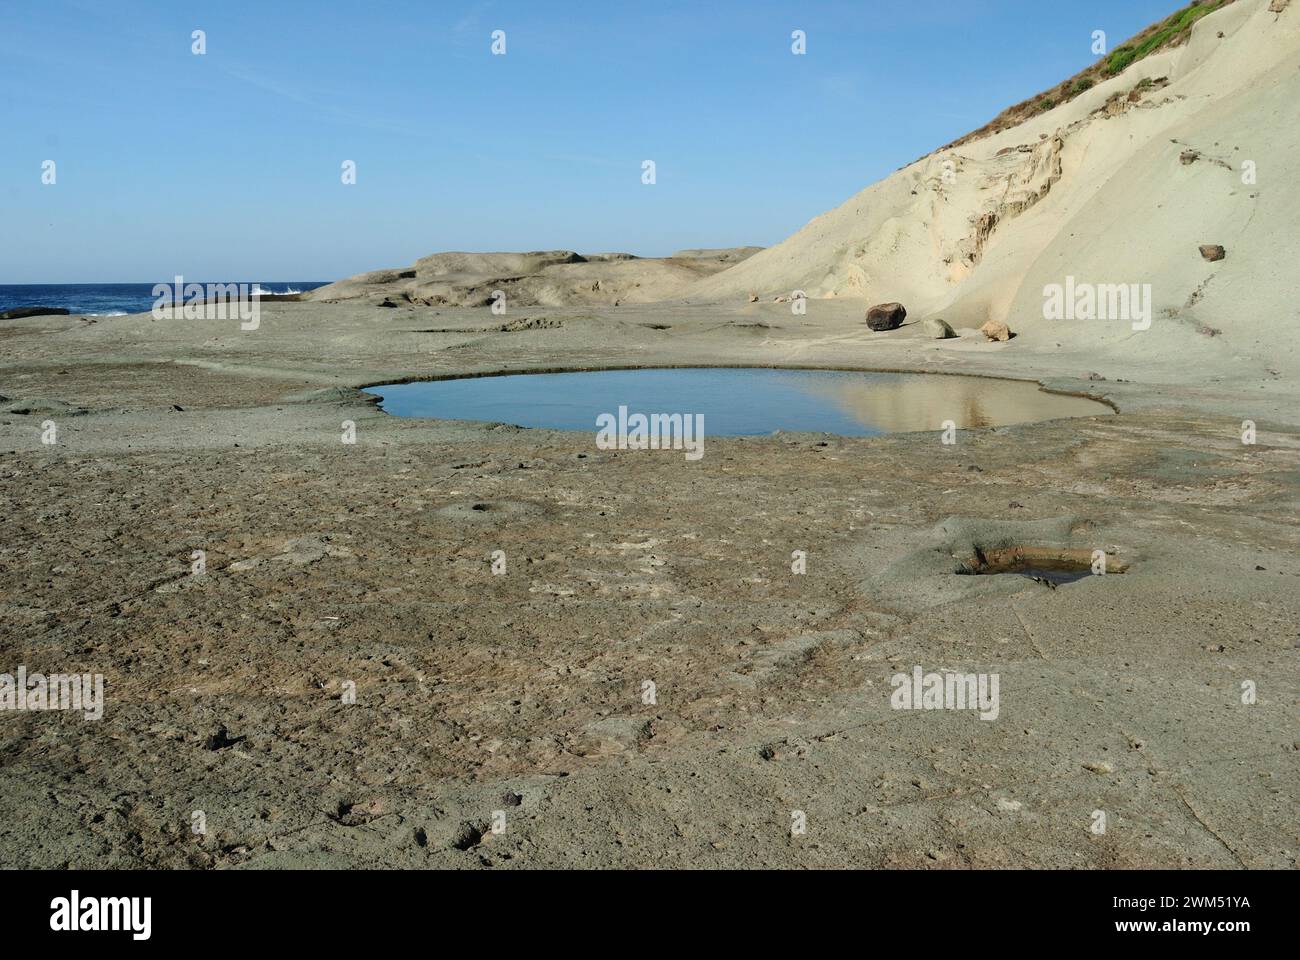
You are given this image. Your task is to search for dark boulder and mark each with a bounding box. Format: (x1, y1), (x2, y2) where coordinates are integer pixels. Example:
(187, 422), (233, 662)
(865, 302), (907, 331)
(1199, 244), (1226, 262)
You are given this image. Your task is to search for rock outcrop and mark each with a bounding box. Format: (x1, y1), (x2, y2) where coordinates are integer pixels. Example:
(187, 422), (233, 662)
(0, 306), (71, 320)
(305, 248), (762, 309)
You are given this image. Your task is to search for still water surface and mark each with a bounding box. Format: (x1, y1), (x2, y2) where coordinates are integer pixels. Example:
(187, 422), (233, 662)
(374, 368), (1111, 436)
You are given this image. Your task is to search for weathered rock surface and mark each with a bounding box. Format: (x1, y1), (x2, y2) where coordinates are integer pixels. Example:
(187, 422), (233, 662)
(865, 302), (907, 331)
(305, 247), (764, 309)
(0, 306), (71, 320)
(0, 299), (1296, 871)
(980, 319), (1012, 341)
(921, 317), (957, 339)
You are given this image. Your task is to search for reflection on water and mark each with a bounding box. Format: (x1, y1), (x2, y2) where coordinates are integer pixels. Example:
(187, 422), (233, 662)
(788, 371), (1105, 433)
(374, 367), (1111, 437)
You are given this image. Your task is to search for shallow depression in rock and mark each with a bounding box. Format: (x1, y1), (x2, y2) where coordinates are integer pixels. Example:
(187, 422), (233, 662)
(956, 546), (1129, 586)
(373, 368), (1112, 436)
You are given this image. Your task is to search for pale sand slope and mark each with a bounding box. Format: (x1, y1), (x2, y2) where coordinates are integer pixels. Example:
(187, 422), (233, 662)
(304, 247), (763, 309)
(688, 0), (1299, 376)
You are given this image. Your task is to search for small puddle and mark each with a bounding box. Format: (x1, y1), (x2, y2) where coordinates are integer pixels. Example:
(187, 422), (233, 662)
(956, 547), (1127, 586)
(373, 368), (1111, 435)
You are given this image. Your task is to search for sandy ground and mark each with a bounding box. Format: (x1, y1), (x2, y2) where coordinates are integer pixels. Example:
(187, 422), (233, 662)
(1, 300), (1296, 868)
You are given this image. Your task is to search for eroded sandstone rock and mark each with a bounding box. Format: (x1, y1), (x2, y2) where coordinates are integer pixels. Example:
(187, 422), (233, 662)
(980, 320), (1012, 341)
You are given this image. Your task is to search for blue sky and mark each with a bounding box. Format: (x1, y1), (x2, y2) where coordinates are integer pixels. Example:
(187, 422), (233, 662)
(1, 0), (1183, 282)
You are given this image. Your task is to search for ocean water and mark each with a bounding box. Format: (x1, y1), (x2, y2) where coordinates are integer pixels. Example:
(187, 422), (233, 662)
(0, 282), (329, 317)
(373, 368), (1113, 436)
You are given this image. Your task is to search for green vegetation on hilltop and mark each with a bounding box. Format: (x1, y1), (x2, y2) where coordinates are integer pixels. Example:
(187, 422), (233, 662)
(1105, 0), (1230, 75)
(940, 0), (1237, 151)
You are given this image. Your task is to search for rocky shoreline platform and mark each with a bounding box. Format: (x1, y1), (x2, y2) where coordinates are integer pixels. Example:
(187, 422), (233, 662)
(1, 299), (1296, 868)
